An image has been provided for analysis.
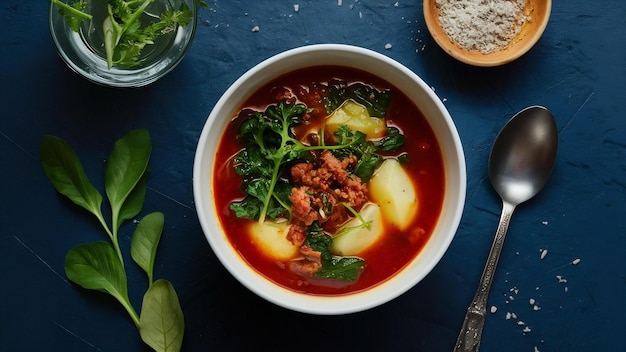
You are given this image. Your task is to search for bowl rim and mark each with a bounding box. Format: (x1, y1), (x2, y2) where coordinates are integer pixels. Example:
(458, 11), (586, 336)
(423, 0), (552, 67)
(193, 43), (467, 314)
(48, 0), (198, 87)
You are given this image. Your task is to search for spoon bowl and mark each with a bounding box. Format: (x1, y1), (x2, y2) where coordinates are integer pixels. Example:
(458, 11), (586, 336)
(489, 106), (558, 205)
(454, 106), (557, 351)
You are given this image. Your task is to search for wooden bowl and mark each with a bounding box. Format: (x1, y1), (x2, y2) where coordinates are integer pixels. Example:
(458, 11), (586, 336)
(423, 0), (551, 67)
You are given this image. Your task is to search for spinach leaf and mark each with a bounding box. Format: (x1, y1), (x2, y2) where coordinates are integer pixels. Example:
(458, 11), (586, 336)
(324, 80), (392, 118)
(40, 135), (109, 237)
(232, 100), (361, 223)
(373, 126), (406, 151)
(65, 242), (140, 327)
(42, 130), (185, 352)
(315, 256), (366, 281)
(117, 172), (148, 228)
(131, 212), (164, 285)
(229, 197), (262, 220)
(233, 145), (274, 180)
(139, 279), (185, 352)
(105, 129), (151, 234)
(332, 126), (381, 182)
(232, 101), (308, 222)
(331, 125), (407, 182)
(305, 222), (365, 282)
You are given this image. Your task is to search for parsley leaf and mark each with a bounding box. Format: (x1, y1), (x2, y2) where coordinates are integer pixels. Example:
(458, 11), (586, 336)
(231, 100), (362, 223)
(52, 0), (92, 32)
(51, 0), (194, 69)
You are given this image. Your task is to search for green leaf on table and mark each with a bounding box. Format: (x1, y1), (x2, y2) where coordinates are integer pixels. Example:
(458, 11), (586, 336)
(65, 242), (138, 324)
(40, 135), (104, 220)
(140, 279), (185, 352)
(117, 172), (148, 228)
(105, 129), (151, 232)
(131, 212), (164, 284)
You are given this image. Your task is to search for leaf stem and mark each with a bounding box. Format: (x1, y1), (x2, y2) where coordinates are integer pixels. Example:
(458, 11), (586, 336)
(111, 212), (125, 266)
(258, 162), (281, 224)
(51, 0), (93, 20)
(123, 0), (156, 33)
(120, 298), (141, 328)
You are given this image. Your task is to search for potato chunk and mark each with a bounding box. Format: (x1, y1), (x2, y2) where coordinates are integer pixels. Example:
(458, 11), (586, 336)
(248, 221), (299, 260)
(330, 203), (384, 256)
(325, 99), (387, 139)
(369, 159), (418, 230)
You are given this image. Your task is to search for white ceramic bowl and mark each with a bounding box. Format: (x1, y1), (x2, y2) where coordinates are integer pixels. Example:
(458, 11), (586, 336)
(193, 44), (466, 315)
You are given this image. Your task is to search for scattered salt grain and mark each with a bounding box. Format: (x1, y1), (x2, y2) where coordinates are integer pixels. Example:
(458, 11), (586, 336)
(529, 298), (536, 305)
(505, 312), (512, 320)
(394, 1), (399, 7)
(533, 305), (541, 311)
(534, 347), (541, 352)
(490, 305), (498, 313)
(517, 320), (525, 326)
(556, 275), (567, 283)
(540, 249), (548, 259)
(337, 0), (342, 6)
(523, 326), (532, 334)
(572, 258), (581, 265)
(542, 221), (549, 225)
(384, 43), (393, 50)
(294, 4), (299, 12)
(251, 25), (260, 32)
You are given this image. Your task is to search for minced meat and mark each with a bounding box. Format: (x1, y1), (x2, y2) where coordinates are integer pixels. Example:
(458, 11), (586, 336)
(287, 150), (369, 243)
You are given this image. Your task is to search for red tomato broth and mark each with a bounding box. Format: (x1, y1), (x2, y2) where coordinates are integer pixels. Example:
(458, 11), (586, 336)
(213, 66), (445, 295)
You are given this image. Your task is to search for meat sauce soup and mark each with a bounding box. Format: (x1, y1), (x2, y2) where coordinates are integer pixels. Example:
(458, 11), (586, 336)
(213, 66), (444, 295)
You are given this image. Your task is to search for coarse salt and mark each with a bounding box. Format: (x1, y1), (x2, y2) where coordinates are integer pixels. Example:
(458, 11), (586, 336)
(251, 25), (260, 32)
(435, 0), (529, 54)
(540, 249), (548, 259)
(294, 4), (299, 12)
(385, 43), (393, 50)
(572, 258), (581, 265)
(490, 305), (498, 313)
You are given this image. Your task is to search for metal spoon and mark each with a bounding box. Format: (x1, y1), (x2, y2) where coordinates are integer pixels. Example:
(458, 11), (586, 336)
(454, 106), (558, 352)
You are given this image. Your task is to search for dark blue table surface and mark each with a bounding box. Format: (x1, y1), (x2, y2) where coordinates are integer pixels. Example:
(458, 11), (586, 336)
(1, 1), (625, 351)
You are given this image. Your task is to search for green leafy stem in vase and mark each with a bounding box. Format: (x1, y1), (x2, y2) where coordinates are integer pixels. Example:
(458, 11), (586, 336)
(40, 129), (184, 352)
(51, 0), (194, 69)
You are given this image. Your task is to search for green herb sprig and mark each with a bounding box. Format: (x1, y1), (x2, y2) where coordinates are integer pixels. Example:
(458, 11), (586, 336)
(40, 129), (184, 352)
(229, 100), (362, 223)
(52, 0), (194, 69)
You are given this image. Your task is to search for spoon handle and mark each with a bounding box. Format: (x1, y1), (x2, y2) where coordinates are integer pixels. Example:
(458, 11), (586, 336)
(453, 201), (516, 352)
